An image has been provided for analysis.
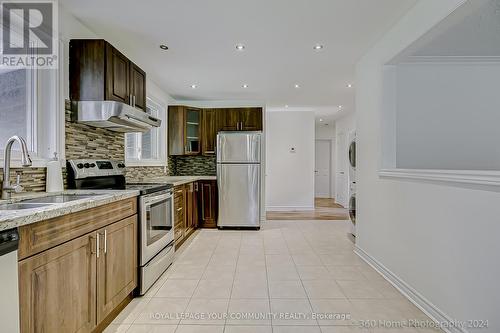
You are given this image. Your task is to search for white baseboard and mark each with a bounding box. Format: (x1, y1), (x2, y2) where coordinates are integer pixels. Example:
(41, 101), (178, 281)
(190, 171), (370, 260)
(354, 246), (467, 333)
(266, 206), (315, 211)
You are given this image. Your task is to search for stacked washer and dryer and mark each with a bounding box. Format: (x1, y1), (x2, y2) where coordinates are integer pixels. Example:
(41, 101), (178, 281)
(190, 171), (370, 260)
(347, 131), (356, 237)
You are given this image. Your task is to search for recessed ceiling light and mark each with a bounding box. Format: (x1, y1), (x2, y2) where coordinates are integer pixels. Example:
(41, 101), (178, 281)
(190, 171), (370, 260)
(313, 44), (324, 50)
(236, 44), (245, 51)
(285, 105), (289, 108)
(294, 84), (300, 88)
(338, 105), (343, 109)
(159, 44), (168, 50)
(242, 84), (249, 88)
(190, 84), (197, 89)
(346, 83), (353, 88)
(319, 118), (323, 122)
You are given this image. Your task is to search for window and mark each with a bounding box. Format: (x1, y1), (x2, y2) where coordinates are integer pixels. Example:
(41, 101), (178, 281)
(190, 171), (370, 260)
(0, 68), (36, 152)
(0, 21), (62, 166)
(125, 97), (166, 166)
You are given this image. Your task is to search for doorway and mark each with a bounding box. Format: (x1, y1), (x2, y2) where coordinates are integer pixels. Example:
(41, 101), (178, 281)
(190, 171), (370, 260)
(315, 139), (332, 198)
(336, 131), (347, 207)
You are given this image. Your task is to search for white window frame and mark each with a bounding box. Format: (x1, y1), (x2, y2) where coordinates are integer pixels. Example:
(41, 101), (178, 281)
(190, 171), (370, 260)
(0, 15), (64, 168)
(125, 97), (167, 167)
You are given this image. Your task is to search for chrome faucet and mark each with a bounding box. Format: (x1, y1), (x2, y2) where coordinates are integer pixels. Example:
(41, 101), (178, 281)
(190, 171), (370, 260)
(2, 136), (32, 200)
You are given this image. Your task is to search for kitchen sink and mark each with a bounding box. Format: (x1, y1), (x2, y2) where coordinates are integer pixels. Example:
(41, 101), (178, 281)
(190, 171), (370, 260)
(0, 202), (54, 210)
(22, 194), (97, 204)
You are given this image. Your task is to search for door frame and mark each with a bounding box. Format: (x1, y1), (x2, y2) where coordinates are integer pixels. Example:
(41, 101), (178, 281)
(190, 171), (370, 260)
(315, 139), (332, 198)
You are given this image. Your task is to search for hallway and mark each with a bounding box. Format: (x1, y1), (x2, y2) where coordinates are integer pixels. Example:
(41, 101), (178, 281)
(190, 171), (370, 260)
(106, 220), (436, 333)
(266, 198), (348, 221)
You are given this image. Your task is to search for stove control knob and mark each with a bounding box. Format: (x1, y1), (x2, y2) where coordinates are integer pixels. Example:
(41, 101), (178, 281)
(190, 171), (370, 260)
(90, 163), (96, 168)
(118, 163), (125, 168)
(84, 163), (90, 168)
(77, 163), (84, 169)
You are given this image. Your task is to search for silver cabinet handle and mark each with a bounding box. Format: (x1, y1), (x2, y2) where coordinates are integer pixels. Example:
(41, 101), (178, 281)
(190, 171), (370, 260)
(96, 232), (100, 258)
(133, 95), (136, 107)
(104, 230), (107, 254)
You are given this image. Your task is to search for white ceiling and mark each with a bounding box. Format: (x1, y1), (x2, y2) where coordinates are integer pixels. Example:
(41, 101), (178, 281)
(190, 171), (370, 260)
(60, 0), (417, 118)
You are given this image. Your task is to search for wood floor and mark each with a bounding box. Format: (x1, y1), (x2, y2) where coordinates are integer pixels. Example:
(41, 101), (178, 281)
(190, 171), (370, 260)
(266, 198), (349, 220)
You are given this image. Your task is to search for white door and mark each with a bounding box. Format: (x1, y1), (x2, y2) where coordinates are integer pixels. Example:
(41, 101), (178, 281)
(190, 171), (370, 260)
(315, 140), (331, 198)
(336, 132), (347, 207)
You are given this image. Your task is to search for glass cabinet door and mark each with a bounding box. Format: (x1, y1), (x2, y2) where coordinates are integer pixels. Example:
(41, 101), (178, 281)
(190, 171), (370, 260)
(185, 108), (200, 154)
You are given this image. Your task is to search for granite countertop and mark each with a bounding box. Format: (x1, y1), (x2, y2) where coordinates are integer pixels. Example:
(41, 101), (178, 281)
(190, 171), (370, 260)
(0, 190), (140, 231)
(136, 175), (217, 186)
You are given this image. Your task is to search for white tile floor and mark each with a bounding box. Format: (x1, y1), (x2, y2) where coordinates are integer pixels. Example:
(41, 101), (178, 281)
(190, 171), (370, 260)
(106, 220), (441, 333)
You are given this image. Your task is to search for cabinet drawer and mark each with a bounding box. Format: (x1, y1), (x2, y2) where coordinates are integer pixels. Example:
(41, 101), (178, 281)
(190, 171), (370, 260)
(18, 198), (137, 260)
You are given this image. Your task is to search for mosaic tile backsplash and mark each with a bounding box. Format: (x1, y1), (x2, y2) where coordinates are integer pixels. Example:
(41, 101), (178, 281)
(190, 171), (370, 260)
(171, 155), (216, 176)
(0, 168), (46, 193)
(125, 166), (169, 182)
(65, 100), (125, 160)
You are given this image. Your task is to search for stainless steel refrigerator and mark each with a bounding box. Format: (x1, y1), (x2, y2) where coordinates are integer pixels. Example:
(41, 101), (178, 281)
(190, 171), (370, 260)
(217, 131), (261, 228)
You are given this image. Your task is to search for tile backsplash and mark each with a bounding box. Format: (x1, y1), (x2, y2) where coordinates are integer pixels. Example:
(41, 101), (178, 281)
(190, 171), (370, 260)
(125, 166), (168, 182)
(0, 168), (46, 193)
(65, 100), (125, 160)
(171, 155), (216, 176)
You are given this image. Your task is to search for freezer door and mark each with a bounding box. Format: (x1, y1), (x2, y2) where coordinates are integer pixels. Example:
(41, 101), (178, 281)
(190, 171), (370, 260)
(217, 132), (261, 163)
(217, 163), (260, 227)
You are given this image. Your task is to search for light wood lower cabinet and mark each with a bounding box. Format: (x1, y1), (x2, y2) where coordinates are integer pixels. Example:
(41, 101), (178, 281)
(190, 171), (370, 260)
(18, 199), (138, 333)
(19, 232), (97, 333)
(97, 216), (137, 322)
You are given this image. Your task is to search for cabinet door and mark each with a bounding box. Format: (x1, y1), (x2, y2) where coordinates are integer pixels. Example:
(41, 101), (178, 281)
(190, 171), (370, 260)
(19, 232), (97, 333)
(192, 182), (199, 229)
(185, 183), (194, 235)
(199, 180), (218, 228)
(217, 108), (240, 131)
(105, 44), (130, 104)
(130, 62), (146, 111)
(168, 106), (186, 156)
(185, 108), (201, 155)
(97, 216), (137, 322)
(240, 108), (263, 131)
(174, 185), (186, 241)
(202, 109), (217, 155)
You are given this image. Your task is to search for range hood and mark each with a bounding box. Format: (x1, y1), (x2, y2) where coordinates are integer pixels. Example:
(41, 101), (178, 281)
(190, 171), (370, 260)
(72, 101), (161, 133)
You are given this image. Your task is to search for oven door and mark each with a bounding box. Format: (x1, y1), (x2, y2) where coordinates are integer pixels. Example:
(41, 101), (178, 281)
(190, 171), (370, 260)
(140, 191), (174, 265)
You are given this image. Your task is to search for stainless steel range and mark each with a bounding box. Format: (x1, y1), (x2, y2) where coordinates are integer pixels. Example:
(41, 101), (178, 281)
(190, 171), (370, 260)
(67, 159), (174, 295)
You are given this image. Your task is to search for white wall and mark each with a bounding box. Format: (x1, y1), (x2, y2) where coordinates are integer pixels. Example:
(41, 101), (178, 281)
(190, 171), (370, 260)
(356, 0), (500, 332)
(335, 112), (356, 206)
(315, 123), (336, 198)
(395, 63), (500, 170)
(266, 111), (315, 210)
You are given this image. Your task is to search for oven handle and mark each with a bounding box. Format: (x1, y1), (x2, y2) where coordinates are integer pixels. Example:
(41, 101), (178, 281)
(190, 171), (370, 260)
(143, 193), (172, 206)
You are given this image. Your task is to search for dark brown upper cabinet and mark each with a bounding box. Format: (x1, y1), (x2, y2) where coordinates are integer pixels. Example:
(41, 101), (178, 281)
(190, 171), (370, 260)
(240, 107), (263, 130)
(130, 62), (146, 111)
(217, 107), (263, 131)
(70, 39), (147, 112)
(169, 107), (263, 156)
(168, 106), (202, 156)
(217, 108), (240, 131)
(201, 109), (217, 155)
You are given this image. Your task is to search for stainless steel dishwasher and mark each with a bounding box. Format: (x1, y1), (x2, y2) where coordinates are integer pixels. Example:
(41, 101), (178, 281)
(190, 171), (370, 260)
(0, 228), (20, 332)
